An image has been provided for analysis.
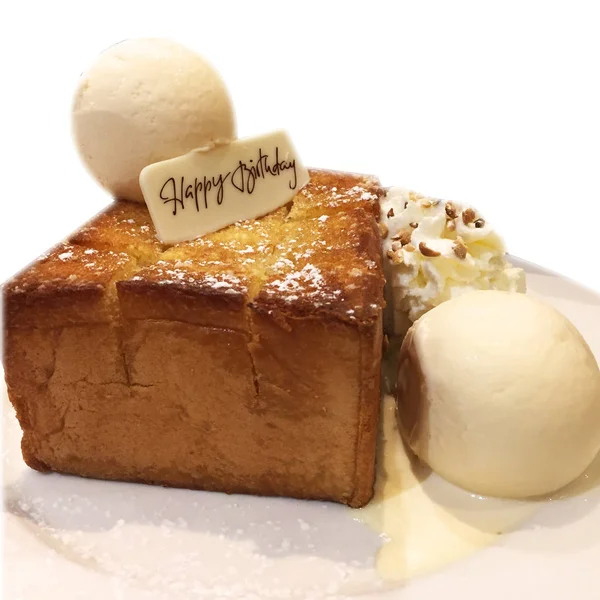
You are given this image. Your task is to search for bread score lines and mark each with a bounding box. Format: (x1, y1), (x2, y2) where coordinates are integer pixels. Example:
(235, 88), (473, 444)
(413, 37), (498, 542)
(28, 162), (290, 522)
(140, 130), (310, 243)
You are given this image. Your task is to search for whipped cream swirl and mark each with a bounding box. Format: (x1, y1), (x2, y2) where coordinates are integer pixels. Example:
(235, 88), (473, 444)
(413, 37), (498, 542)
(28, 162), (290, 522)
(381, 187), (525, 335)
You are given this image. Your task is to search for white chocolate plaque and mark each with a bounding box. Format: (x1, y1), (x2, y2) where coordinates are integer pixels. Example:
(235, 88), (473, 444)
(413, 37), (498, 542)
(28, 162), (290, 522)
(139, 130), (310, 244)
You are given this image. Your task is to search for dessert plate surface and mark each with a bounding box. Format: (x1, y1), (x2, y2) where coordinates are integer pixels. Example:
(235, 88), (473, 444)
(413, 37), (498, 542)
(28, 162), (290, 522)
(3, 257), (600, 600)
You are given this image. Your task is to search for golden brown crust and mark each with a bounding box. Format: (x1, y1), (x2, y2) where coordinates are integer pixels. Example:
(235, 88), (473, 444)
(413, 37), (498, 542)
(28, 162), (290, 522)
(3, 244), (137, 328)
(118, 273), (248, 330)
(69, 200), (165, 263)
(290, 168), (384, 220)
(3, 168), (385, 507)
(351, 319), (384, 506)
(4, 170), (384, 328)
(253, 207), (384, 325)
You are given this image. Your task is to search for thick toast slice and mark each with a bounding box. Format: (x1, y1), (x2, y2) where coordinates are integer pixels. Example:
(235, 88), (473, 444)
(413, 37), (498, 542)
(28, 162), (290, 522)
(3, 169), (385, 507)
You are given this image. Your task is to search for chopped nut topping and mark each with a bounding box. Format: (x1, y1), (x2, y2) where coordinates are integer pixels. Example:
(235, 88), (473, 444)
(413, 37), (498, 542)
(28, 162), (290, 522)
(404, 201), (409, 209)
(379, 222), (389, 238)
(421, 200), (432, 208)
(387, 207), (395, 218)
(409, 221), (418, 228)
(462, 208), (476, 225)
(386, 249), (403, 265)
(474, 218), (486, 228)
(419, 242), (441, 257)
(431, 199), (441, 206)
(445, 202), (458, 219)
(392, 229), (413, 246)
(447, 219), (456, 232)
(452, 236), (468, 259)
(405, 244), (416, 252)
(391, 241), (401, 252)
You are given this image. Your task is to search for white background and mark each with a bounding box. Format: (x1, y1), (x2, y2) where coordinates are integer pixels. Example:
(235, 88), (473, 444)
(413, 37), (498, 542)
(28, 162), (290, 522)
(1, 1), (599, 291)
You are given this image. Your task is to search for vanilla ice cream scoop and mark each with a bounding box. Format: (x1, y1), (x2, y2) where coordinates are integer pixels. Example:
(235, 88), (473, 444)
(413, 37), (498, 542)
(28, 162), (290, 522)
(381, 188), (525, 335)
(397, 290), (600, 498)
(72, 38), (236, 202)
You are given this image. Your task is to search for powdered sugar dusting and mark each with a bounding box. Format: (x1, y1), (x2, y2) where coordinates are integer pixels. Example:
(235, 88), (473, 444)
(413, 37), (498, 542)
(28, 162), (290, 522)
(136, 260), (247, 294)
(8, 244), (135, 295)
(266, 263), (343, 305)
(3, 424), (383, 600)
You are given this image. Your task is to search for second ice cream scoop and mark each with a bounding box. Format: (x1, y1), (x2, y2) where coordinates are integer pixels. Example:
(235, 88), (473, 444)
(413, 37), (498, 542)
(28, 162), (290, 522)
(397, 290), (600, 499)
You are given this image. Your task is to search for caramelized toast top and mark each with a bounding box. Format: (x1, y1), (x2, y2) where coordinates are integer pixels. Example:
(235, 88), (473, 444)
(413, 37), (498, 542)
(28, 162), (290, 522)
(4, 169), (385, 329)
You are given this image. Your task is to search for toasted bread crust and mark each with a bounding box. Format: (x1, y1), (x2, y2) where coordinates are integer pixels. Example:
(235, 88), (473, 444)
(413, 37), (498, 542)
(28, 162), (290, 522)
(3, 169), (385, 507)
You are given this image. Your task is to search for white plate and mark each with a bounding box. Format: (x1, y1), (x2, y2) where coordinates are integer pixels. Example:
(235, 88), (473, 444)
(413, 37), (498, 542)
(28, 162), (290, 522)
(3, 258), (600, 600)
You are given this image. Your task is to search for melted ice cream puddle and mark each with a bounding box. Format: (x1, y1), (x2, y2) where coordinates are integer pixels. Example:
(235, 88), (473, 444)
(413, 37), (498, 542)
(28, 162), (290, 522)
(357, 395), (539, 580)
(356, 318), (600, 583)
